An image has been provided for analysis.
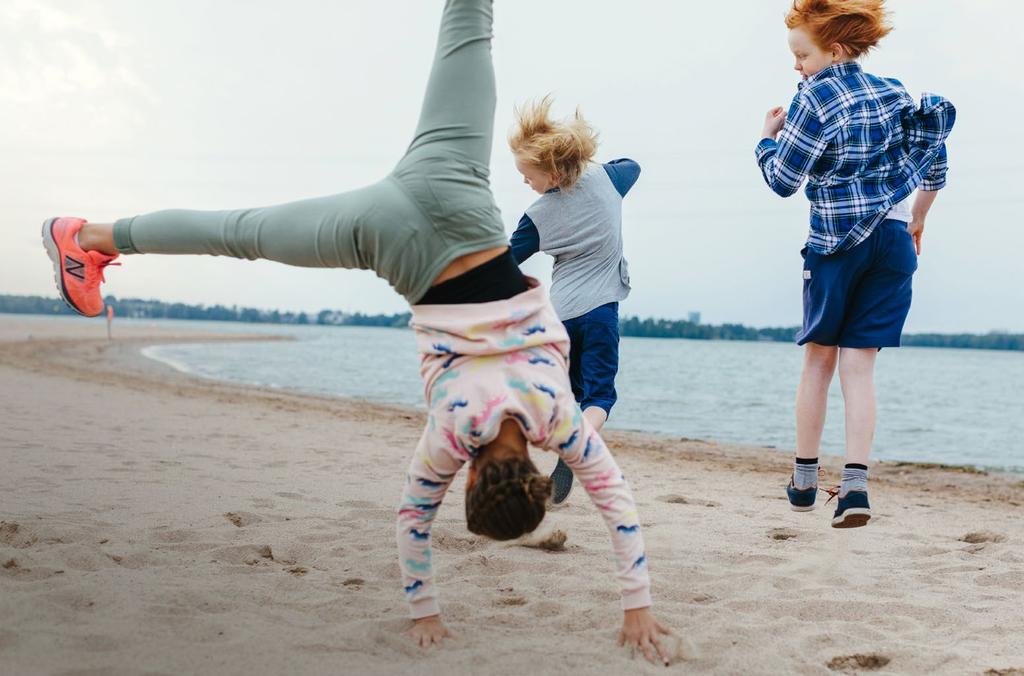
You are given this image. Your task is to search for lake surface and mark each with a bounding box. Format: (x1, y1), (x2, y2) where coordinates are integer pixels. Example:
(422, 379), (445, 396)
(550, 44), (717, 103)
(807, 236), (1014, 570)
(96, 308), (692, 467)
(136, 319), (1024, 472)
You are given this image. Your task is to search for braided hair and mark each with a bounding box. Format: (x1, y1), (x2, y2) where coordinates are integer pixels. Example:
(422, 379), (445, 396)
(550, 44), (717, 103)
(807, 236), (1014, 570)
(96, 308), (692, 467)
(466, 457), (553, 541)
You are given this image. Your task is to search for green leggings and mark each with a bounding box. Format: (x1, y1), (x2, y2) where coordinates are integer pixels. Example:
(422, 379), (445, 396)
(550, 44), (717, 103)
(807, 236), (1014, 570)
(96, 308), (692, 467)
(113, 0), (507, 304)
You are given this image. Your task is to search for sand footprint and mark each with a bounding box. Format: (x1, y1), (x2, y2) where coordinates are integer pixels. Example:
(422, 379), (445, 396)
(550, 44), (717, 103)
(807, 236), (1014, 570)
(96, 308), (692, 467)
(826, 653), (891, 672)
(0, 521), (26, 547)
(1, 557), (66, 582)
(657, 494), (721, 507)
(768, 527), (799, 541)
(223, 512), (263, 528)
(960, 531), (1007, 544)
(210, 544), (274, 565)
(432, 529), (486, 553)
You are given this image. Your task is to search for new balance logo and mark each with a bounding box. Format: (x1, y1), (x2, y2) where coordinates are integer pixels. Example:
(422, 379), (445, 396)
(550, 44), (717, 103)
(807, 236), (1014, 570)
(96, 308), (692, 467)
(65, 255), (85, 280)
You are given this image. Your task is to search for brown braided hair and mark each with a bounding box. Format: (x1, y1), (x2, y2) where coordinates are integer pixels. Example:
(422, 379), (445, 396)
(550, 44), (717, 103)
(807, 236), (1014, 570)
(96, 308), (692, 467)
(466, 457), (552, 541)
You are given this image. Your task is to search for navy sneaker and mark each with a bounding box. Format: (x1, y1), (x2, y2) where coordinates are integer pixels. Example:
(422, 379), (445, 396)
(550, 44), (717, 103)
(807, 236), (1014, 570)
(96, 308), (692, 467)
(831, 490), (871, 528)
(550, 458), (574, 504)
(786, 477), (817, 512)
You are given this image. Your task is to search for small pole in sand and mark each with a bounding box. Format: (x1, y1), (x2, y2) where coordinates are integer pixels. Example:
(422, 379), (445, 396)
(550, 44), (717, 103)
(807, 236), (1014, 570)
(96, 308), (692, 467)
(106, 305), (114, 341)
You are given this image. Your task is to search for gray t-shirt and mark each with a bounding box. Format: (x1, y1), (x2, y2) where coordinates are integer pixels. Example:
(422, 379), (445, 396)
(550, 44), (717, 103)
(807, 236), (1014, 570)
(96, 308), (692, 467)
(524, 163), (633, 321)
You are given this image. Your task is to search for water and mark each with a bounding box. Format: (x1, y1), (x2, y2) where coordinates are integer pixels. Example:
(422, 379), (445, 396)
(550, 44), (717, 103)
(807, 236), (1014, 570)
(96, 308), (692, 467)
(141, 321), (1024, 472)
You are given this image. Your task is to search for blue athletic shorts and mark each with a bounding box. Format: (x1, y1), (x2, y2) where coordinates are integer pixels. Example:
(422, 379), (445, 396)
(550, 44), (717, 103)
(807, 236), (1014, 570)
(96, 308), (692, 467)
(562, 302), (620, 415)
(797, 219), (918, 349)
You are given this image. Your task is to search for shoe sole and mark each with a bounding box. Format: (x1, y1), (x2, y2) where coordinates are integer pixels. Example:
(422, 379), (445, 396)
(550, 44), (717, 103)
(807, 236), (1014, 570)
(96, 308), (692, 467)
(551, 484), (573, 505)
(831, 508), (871, 528)
(550, 461), (573, 505)
(790, 504), (816, 512)
(41, 217), (91, 317)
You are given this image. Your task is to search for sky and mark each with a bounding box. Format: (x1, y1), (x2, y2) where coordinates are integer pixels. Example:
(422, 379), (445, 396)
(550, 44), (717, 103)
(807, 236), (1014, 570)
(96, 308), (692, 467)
(2, 0), (1022, 332)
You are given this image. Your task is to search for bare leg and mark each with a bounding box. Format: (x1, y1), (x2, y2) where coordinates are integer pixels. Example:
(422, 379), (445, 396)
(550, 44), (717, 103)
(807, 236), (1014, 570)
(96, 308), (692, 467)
(78, 222), (118, 255)
(837, 347), (878, 466)
(795, 343), (838, 460)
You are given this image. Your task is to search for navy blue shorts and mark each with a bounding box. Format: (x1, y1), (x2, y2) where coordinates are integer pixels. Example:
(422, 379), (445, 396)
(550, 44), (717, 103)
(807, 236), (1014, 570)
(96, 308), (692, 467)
(797, 219), (918, 349)
(562, 302), (620, 415)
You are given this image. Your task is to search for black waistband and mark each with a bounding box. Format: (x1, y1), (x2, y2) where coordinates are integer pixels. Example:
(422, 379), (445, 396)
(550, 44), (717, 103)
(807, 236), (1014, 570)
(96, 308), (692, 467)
(417, 249), (528, 305)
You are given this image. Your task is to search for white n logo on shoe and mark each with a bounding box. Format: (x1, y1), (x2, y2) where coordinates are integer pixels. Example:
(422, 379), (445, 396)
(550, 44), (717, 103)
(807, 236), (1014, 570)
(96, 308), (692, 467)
(64, 255), (85, 280)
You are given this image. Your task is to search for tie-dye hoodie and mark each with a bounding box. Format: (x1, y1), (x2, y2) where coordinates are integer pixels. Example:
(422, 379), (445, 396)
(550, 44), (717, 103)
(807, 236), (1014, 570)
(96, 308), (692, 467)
(396, 279), (651, 619)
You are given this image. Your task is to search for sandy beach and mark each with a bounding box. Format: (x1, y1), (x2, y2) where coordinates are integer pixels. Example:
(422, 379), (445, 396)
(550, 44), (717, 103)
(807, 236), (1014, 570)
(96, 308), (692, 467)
(1, 315), (1022, 676)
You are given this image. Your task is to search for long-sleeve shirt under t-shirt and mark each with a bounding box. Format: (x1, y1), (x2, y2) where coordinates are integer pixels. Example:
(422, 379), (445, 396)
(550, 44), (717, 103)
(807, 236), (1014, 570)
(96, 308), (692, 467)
(510, 159), (640, 321)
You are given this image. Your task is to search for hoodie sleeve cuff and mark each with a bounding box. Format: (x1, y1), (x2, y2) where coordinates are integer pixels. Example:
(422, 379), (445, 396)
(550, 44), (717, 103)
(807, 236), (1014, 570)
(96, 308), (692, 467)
(409, 596), (440, 620)
(620, 586), (653, 611)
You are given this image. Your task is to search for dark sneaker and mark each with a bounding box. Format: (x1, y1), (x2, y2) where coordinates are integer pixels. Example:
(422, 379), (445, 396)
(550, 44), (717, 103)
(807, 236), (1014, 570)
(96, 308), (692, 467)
(830, 490), (871, 528)
(550, 457), (574, 504)
(786, 476), (817, 512)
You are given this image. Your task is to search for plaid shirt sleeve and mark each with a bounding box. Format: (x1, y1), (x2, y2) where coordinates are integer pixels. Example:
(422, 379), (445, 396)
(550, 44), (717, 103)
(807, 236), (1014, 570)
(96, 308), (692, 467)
(921, 144), (948, 191)
(905, 93), (955, 192)
(756, 93), (833, 198)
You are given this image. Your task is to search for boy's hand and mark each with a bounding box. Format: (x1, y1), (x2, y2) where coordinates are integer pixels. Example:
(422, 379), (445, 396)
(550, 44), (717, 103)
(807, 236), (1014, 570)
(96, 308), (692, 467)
(618, 607), (674, 666)
(908, 219), (925, 254)
(762, 106), (787, 140)
(408, 615), (454, 648)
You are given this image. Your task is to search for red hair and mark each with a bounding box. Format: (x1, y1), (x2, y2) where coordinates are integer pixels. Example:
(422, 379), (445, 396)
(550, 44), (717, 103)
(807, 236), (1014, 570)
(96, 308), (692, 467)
(786, 0), (893, 58)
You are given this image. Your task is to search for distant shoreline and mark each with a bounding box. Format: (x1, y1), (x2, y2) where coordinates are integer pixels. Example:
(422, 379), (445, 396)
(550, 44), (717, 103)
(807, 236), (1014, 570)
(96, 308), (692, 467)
(2, 294), (1022, 351)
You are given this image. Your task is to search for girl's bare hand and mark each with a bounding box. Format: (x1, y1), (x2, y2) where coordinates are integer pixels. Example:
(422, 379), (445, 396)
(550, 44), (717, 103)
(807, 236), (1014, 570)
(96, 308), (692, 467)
(408, 615), (454, 648)
(618, 607), (674, 666)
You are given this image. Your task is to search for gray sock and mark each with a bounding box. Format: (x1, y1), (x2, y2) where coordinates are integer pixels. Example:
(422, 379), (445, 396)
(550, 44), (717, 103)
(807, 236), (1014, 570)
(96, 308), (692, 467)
(839, 467), (868, 497)
(793, 460), (818, 490)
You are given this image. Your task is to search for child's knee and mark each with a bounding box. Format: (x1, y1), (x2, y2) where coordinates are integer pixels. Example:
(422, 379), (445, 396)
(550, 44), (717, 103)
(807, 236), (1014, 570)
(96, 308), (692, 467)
(804, 343), (838, 372)
(838, 348), (877, 381)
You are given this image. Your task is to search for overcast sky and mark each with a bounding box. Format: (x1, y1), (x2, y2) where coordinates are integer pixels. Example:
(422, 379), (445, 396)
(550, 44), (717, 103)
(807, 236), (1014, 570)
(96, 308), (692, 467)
(2, 0), (1021, 332)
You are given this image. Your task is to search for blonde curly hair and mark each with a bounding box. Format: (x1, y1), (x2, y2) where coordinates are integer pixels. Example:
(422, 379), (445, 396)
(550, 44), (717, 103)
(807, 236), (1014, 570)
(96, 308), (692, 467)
(508, 96), (598, 190)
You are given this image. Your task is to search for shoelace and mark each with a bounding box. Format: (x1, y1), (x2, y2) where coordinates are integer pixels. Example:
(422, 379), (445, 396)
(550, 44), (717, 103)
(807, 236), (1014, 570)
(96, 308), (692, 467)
(793, 467), (842, 504)
(813, 466), (843, 504)
(89, 259), (121, 288)
(820, 485), (841, 505)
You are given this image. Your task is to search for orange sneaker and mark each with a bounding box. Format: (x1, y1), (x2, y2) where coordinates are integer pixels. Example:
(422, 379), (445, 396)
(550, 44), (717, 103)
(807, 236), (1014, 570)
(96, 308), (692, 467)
(41, 217), (120, 317)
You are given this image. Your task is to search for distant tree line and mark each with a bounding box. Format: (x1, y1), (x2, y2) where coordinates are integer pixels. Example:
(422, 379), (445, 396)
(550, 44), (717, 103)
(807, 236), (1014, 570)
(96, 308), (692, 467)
(901, 332), (1023, 351)
(618, 316), (797, 342)
(2, 294), (1020, 351)
(0, 294), (410, 328)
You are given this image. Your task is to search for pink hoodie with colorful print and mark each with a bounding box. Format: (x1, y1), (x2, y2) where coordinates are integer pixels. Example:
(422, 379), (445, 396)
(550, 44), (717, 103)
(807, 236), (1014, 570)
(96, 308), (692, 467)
(396, 280), (651, 619)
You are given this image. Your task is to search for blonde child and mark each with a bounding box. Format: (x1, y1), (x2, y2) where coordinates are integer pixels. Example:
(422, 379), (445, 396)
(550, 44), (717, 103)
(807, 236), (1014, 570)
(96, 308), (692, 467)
(508, 98), (639, 504)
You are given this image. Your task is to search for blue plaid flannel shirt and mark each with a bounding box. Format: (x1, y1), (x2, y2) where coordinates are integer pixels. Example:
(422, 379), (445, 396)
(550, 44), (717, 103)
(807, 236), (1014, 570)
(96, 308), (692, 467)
(756, 62), (956, 255)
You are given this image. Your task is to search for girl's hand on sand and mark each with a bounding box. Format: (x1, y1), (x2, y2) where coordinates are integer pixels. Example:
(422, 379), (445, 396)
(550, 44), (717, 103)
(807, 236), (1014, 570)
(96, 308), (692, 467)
(907, 219), (925, 255)
(408, 615), (454, 648)
(618, 607), (673, 666)
(762, 107), (787, 140)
